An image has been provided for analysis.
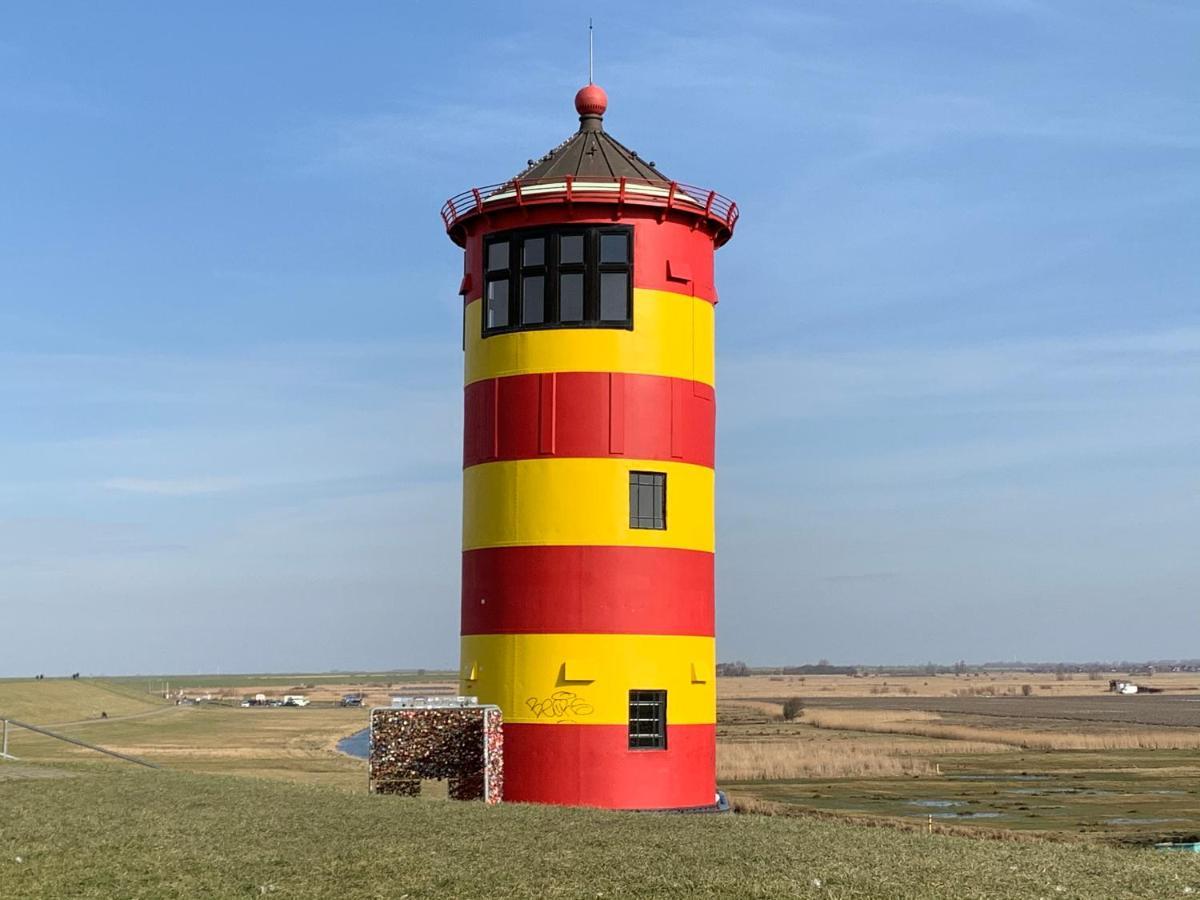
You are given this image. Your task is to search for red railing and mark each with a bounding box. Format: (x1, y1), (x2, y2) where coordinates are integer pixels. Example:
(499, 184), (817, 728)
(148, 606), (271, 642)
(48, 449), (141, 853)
(441, 176), (739, 240)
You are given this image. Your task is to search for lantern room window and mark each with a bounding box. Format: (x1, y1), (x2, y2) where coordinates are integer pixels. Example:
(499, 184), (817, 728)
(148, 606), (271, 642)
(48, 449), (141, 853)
(481, 226), (633, 336)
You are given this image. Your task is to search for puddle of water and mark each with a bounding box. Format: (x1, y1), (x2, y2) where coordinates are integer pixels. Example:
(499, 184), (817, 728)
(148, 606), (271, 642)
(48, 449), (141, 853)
(907, 799), (963, 808)
(1104, 817), (1183, 825)
(1005, 788), (1118, 796)
(337, 728), (369, 759)
(946, 774), (1048, 781)
(906, 811), (1004, 820)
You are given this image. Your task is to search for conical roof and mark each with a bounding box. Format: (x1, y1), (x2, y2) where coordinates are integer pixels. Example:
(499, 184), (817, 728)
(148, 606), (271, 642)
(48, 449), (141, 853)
(510, 84), (670, 183)
(441, 84), (739, 248)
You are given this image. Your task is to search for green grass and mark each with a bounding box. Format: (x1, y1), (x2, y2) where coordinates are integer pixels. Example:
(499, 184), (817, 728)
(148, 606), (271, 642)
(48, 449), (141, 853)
(7, 704), (368, 791)
(2, 767), (1198, 899)
(0, 679), (167, 725)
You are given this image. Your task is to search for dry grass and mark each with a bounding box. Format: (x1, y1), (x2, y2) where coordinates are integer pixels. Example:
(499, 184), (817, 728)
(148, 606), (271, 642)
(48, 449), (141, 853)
(5, 769), (1193, 900)
(720, 699), (785, 719)
(725, 795), (1069, 845)
(717, 671), (1200, 700)
(718, 741), (934, 780)
(0, 680), (165, 725)
(801, 708), (1200, 751)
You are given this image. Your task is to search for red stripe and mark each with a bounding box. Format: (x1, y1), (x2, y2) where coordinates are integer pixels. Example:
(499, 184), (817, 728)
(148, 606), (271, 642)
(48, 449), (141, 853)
(501, 722), (715, 809)
(462, 209), (719, 304)
(464, 372), (715, 469)
(462, 546), (714, 636)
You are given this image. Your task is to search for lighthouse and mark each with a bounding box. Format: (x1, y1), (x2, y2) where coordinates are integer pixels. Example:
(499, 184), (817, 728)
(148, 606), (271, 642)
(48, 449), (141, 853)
(442, 82), (738, 810)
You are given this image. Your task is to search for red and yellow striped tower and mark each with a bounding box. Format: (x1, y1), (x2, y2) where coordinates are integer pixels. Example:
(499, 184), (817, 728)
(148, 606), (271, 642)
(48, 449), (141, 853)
(441, 83), (738, 810)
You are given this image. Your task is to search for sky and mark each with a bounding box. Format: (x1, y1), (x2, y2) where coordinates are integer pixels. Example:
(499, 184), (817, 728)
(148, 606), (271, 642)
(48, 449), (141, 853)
(1, 1), (1197, 676)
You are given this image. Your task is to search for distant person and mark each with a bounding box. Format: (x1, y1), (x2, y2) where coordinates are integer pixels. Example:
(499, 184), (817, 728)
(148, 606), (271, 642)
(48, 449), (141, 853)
(100, 711), (107, 719)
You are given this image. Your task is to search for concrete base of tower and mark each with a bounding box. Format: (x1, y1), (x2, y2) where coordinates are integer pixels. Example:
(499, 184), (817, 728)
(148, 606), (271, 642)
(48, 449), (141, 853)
(501, 722), (715, 810)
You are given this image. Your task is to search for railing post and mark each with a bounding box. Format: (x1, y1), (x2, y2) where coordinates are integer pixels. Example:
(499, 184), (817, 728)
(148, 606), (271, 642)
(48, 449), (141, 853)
(471, 188), (483, 214)
(704, 190), (715, 216)
(618, 177), (627, 204)
(667, 181), (677, 209)
(514, 181), (524, 206)
(565, 175), (574, 202)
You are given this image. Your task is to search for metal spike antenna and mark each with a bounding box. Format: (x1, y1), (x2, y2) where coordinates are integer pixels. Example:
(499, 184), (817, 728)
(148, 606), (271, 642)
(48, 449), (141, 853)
(588, 19), (594, 85)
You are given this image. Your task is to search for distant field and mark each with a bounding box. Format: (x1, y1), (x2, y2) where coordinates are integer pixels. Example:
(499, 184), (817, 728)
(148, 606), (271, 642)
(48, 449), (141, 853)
(0, 679), (167, 725)
(2, 768), (1197, 900)
(719, 671), (1200, 700)
(7, 704), (368, 791)
(766, 693), (1200, 729)
(103, 670), (457, 690)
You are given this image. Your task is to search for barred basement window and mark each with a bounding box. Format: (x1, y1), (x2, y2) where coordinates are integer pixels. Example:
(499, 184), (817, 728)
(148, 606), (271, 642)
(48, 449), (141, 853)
(481, 226), (633, 336)
(628, 690), (667, 750)
(629, 471), (666, 530)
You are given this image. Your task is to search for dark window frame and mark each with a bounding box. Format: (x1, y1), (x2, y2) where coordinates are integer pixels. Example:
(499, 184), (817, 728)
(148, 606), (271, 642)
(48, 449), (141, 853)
(628, 689), (668, 750)
(482, 225), (633, 337)
(629, 470), (666, 530)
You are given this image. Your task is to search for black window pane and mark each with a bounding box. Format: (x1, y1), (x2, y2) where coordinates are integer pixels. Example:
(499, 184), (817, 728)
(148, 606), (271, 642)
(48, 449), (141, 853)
(523, 238), (544, 267)
(600, 232), (628, 264)
(486, 279), (509, 328)
(600, 272), (628, 322)
(522, 276), (544, 324)
(629, 482), (638, 527)
(628, 690), (667, 750)
(560, 234), (584, 265)
(560, 273), (584, 322)
(487, 241), (509, 272)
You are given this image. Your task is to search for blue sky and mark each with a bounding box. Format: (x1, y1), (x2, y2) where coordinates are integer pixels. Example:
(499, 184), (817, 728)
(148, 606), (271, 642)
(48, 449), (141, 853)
(1, 1), (1197, 675)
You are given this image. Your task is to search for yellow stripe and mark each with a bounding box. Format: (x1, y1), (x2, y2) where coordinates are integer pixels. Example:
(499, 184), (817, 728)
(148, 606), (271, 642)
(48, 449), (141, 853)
(464, 288), (715, 387)
(463, 457), (713, 552)
(460, 633), (715, 726)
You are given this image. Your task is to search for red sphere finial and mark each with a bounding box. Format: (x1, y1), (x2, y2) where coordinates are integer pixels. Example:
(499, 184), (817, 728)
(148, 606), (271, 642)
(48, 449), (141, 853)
(575, 83), (608, 118)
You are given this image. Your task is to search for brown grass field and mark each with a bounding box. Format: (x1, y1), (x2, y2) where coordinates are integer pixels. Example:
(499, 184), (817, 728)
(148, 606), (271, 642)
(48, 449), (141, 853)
(4, 670), (1200, 844)
(718, 670), (1200, 700)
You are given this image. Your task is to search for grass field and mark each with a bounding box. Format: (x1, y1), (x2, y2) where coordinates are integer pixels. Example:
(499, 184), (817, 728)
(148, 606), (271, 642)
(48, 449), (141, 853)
(101, 670), (456, 691)
(5, 669), (1200, 896)
(0, 679), (168, 724)
(2, 767), (1198, 899)
(6, 703), (369, 791)
(719, 671), (1200, 700)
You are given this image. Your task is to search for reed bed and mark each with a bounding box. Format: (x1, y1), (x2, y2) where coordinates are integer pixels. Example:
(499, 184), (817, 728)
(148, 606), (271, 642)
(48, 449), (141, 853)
(801, 709), (1200, 751)
(717, 741), (934, 780)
